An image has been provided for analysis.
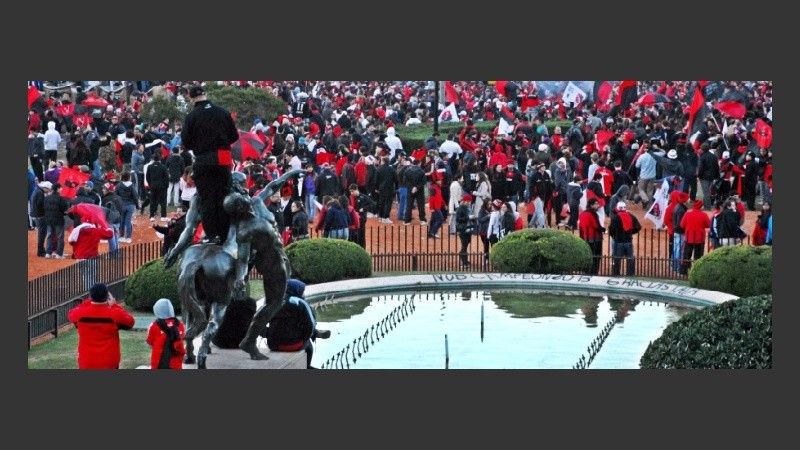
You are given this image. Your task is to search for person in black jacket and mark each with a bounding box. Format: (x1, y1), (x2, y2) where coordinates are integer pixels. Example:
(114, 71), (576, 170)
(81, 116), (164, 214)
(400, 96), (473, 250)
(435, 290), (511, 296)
(314, 163), (340, 202)
(696, 142), (719, 211)
(165, 146), (186, 207)
(31, 181), (52, 257)
(608, 201), (641, 276)
(375, 156), (397, 223)
(145, 152), (169, 221)
(717, 198), (743, 247)
(402, 158), (427, 225)
(261, 279), (331, 369)
(181, 84), (239, 244)
(677, 143), (699, 201)
(43, 183), (71, 258)
(152, 208), (186, 256)
(348, 184), (376, 248)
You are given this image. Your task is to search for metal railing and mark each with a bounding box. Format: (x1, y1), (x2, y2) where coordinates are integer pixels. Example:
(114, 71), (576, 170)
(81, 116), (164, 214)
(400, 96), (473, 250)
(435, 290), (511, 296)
(28, 225), (749, 346)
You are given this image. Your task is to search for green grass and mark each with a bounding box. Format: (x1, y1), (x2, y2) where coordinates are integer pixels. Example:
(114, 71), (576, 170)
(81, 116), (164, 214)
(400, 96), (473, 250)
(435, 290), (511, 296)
(28, 328), (151, 369)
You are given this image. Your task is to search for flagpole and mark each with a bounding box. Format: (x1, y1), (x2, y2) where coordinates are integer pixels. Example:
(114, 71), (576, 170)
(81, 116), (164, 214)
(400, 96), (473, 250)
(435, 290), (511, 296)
(433, 81), (439, 134)
(710, 114), (730, 151)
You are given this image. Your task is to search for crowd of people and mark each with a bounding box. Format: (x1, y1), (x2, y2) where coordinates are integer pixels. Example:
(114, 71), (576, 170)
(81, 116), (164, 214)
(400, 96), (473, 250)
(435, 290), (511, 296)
(29, 80), (773, 273)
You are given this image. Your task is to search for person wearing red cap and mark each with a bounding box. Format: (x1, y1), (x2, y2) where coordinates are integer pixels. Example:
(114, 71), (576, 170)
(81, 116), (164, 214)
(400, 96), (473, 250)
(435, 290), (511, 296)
(679, 199), (711, 272)
(182, 84), (239, 245)
(455, 194), (476, 267)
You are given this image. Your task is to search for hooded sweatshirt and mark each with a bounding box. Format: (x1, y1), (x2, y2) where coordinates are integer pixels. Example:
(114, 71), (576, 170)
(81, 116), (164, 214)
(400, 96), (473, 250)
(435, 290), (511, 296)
(663, 190), (689, 235)
(609, 185), (631, 218)
(43, 121), (61, 151)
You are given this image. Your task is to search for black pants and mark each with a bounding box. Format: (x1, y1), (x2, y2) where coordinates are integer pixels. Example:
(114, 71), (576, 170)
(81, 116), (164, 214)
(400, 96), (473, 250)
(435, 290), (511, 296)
(149, 186), (167, 219)
(682, 242), (705, 272)
(378, 190), (394, 219)
(683, 174), (699, 201)
(458, 232), (472, 265)
(30, 156), (44, 183)
(586, 239), (602, 275)
(193, 165), (232, 242)
(404, 186), (426, 223)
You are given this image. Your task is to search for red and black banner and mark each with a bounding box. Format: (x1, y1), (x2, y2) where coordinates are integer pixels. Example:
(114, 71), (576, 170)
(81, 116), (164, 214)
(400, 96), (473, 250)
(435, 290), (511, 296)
(28, 86), (47, 114)
(592, 80), (613, 104)
(713, 90), (750, 120)
(615, 81), (638, 109)
(495, 81), (518, 100)
(687, 86), (711, 137)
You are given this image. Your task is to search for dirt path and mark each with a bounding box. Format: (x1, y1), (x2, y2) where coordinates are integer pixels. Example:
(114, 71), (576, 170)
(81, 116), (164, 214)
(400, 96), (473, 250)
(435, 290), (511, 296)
(28, 200), (758, 281)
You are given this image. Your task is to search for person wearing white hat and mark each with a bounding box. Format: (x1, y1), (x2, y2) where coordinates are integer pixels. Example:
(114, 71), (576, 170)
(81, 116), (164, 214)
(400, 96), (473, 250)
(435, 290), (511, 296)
(608, 200), (641, 276)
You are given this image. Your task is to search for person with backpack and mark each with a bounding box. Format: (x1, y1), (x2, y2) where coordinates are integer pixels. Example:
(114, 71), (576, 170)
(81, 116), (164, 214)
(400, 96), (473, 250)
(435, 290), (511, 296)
(146, 298), (186, 369)
(608, 201), (641, 276)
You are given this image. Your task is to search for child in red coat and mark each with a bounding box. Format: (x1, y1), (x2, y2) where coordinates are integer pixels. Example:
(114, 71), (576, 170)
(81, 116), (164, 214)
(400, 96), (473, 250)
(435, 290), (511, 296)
(146, 298), (186, 369)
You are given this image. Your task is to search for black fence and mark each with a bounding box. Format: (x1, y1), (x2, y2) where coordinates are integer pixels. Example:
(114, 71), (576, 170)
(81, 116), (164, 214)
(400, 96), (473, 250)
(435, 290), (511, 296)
(28, 225), (748, 346)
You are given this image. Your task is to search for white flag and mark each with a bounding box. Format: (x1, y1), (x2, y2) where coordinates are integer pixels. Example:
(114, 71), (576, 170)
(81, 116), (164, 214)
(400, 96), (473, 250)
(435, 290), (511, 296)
(498, 116), (515, 135)
(562, 81), (587, 105)
(644, 179), (670, 229)
(438, 102), (459, 122)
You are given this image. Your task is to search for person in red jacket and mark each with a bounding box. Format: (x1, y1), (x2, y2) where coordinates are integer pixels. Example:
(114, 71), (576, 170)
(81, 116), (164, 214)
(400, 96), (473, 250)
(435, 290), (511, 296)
(68, 216), (114, 290)
(579, 197), (605, 274)
(427, 180), (446, 239)
(67, 283), (135, 369)
(146, 298), (186, 369)
(679, 199), (711, 272)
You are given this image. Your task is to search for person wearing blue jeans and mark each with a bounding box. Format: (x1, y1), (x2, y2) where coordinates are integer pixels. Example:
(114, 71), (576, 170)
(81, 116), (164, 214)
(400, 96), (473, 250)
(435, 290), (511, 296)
(396, 186), (407, 222)
(303, 166), (317, 224)
(114, 173), (139, 243)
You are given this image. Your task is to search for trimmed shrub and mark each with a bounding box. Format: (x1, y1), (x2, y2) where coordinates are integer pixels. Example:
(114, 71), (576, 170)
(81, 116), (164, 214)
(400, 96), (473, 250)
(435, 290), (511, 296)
(397, 120), (572, 151)
(203, 84), (287, 131)
(640, 295), (772, 369)
(124, 258), (180, 313)
(285, 238), (372, 284)
(137, 96), (186, 128)
(688, 245), (772, 297)
(490, 228), (592, 274)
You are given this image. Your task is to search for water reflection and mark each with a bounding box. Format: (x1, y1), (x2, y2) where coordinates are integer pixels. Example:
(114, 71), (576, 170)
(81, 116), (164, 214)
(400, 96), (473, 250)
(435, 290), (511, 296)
(312, 290), (698, 369)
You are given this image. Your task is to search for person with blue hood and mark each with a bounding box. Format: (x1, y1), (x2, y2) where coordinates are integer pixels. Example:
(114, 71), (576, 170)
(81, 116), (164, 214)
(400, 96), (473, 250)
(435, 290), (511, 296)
(261, 278), (331, 368)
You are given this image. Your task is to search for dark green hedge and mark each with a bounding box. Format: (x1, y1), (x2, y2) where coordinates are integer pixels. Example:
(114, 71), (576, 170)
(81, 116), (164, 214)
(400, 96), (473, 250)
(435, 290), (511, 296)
(396, 120), (572, 151)
(489, 228), (592, 274)
(285, 238), (372, 284)
(688, 245), (772, 297)
(124, 258), (180, 313)
(639, 295), (772, 369)
(203, 84), (288, 131)
(138, 96), (186, 128)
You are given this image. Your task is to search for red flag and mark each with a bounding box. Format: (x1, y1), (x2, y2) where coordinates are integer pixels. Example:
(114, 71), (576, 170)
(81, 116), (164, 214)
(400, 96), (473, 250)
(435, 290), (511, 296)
(496, 81), (509, 98)
(56, 103), (75, 117)
(713, 90), (749, 120)
(520, 94), (540, 111)
(58, 167), (91, 199)
(27, 86), (41, 109)
(754, 119), (772, 149)
(595, 130), (615, 152)
(445, 81), (460, 104)
(615, 81), (638, 109)
(72, 113), (92, 128)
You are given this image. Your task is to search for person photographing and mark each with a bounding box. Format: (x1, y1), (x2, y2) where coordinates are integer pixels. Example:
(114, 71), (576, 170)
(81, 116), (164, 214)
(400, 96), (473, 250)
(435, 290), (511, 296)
(182, 84), (239, 244)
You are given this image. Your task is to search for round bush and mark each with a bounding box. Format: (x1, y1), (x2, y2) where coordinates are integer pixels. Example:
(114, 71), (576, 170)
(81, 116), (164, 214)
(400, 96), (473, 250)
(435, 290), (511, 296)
(688, 245), (772, 297)
(490, 228), (592, 274)
(285, 238), (372, 284)
(640, 295), (772, 369)
(124, 257), (180, 313)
